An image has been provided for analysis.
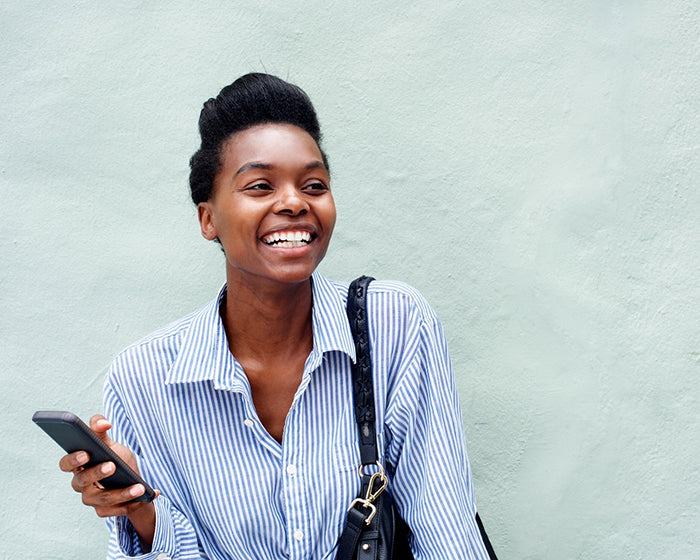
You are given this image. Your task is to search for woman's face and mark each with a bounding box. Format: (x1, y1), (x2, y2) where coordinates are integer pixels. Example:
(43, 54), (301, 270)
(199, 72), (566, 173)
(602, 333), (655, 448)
(198, 123), (336, 289)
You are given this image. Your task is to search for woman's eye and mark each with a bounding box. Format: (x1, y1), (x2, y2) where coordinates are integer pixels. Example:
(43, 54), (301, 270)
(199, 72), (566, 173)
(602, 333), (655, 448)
(246, 183), (272, 191)
(303, 182), (329, 193)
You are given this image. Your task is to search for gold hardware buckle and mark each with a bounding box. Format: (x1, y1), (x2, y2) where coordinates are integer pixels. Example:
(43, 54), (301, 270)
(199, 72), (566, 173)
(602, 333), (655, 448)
(364, 470), (388, 503)
(348, 498), (378, 525)
(357, 461), (386, 479)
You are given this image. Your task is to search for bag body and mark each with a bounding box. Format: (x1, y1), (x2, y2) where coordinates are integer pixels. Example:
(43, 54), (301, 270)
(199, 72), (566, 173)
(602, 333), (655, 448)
(336, 459), (413, 560)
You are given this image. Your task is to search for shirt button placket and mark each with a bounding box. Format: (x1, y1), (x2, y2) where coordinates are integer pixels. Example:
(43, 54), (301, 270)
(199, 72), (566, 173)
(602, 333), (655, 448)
(283, 403), (307, 559)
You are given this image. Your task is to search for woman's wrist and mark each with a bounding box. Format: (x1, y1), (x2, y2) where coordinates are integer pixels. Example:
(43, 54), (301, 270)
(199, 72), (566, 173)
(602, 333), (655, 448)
(126, 501), (157, 552)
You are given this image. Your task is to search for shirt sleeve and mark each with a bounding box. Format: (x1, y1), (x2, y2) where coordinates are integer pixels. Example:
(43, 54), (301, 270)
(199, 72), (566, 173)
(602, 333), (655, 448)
(383, 304), (490, 560)
(105, 494), (200, 559)
(102, 368), (202, 559)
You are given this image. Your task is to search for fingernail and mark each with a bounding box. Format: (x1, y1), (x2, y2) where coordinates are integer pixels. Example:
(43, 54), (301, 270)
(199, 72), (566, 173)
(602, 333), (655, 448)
(100, 462), (114, 475)
(129, 484), (144, 497)
(76, 452), (89, 464)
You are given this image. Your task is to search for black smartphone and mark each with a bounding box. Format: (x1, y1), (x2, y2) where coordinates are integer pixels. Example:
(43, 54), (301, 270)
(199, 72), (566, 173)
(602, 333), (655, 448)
(32, 410), (156, 502)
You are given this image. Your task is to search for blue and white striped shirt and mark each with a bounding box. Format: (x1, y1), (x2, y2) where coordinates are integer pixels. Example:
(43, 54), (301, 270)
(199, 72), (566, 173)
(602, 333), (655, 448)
(104, 272), (489, 559)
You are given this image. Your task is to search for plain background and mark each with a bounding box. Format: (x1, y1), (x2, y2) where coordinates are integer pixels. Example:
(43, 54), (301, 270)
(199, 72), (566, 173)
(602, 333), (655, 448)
(2, 1), (698, 558)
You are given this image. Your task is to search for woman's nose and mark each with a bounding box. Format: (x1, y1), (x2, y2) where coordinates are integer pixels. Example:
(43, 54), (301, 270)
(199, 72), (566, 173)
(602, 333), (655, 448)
(274, 186), (309, 216)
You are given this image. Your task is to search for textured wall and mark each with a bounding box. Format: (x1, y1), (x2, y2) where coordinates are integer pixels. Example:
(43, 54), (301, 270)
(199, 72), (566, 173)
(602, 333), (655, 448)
(2, 1), (698, 558)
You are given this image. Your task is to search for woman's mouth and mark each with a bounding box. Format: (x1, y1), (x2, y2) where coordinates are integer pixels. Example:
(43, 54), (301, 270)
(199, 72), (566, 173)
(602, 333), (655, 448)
(262, 230), (313, 248)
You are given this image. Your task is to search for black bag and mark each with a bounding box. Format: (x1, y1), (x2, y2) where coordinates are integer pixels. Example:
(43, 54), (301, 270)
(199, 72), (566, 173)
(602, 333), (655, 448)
(336, 276), (498, 560)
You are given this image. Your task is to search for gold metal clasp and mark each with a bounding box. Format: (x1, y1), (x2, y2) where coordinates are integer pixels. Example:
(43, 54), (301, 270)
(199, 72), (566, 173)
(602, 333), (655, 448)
(357, 461), (386, 479)
(350, 461), (388, 525)
(348, 498), (378, 525)
(364, 470), (388, 503)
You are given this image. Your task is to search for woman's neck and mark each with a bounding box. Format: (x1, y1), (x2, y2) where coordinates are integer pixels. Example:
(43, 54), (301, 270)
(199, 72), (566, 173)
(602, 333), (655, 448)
(221, 275), (314, 364)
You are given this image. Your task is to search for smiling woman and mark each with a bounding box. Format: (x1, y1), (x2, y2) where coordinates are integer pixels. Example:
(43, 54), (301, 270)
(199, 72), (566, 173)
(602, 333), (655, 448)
(198, 123), (336, 290)
(57, 73), (494, 559)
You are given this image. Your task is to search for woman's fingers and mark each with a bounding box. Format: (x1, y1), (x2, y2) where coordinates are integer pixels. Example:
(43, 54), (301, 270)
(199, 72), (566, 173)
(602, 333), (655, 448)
(87, 414), (142, 474)
(58, 450), (89, 473)
(81, 484), (148, 518)
(70, 461), (115, 492)
(89, 414), (113, 443)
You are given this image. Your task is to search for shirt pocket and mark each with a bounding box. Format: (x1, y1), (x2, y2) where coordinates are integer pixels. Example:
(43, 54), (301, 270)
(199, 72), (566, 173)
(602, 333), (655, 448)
(333, 398), (361, 472)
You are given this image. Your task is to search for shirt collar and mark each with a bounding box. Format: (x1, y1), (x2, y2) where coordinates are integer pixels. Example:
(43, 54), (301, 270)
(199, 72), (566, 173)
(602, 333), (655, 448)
(309, 271), (356, 361)
(165, 272), (355, 387)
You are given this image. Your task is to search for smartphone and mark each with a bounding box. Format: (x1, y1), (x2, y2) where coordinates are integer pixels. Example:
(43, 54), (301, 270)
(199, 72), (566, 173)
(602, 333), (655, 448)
(32, 410), (156, 502)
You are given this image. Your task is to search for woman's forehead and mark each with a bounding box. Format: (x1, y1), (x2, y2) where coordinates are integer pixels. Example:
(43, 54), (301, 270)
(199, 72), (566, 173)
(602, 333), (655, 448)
(220, 123), (326, 171)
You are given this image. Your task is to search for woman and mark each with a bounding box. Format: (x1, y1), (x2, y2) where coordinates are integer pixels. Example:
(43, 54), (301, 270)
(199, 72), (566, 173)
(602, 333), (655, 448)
(60, 73), (491, 559)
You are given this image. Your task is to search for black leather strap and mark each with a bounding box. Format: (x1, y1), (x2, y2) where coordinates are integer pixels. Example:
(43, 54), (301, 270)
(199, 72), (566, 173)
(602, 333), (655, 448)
(476, 512), (498, 559)
(337, 276), (381, 560)
(346, 275), (378, 466)
(336, 506), (369, 559)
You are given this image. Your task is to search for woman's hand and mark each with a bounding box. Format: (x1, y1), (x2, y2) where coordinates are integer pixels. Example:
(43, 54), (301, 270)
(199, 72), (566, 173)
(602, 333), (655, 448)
(58, 414), (158, 550)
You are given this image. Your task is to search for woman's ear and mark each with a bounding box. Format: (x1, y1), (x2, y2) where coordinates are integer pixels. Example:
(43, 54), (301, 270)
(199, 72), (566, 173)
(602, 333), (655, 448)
(197, 202), (218, 241)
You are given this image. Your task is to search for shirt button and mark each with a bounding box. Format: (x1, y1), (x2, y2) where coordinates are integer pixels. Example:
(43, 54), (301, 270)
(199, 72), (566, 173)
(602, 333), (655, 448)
(243, 419), (254, 428)
(156, 555), (169, 560)
(294, 529), (304, 541)
(286, 464), (297, 476)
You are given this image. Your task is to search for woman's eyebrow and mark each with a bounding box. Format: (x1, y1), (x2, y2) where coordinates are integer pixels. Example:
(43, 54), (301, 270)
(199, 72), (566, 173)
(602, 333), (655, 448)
(236, 160), (327, 176)
(235, 162), (272, 176)
(305, 161), (327, 171)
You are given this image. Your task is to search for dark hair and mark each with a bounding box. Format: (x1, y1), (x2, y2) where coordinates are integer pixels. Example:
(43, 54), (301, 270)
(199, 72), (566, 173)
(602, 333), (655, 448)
(189, 73), (328, 205)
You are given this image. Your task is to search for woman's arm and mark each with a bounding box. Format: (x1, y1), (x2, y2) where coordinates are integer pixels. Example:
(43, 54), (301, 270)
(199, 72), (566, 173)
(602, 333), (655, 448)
(384, 305), (491, 559)
(100, 369), (203, 559)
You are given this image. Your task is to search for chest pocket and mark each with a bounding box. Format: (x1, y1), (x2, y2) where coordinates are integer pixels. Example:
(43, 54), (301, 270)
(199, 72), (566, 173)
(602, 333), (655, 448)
(333, 397), (361, 472)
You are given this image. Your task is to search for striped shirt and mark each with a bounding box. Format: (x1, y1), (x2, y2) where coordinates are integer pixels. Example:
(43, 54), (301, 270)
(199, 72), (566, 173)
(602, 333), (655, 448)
(104, 272), (490, 559)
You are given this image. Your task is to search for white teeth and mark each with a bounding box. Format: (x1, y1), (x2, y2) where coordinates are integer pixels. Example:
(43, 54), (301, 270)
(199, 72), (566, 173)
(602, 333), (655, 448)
(263, 230), (312, 246)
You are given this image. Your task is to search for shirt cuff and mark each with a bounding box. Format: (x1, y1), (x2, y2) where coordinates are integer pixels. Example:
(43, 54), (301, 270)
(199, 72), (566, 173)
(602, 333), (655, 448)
(113, 496), (177, 559)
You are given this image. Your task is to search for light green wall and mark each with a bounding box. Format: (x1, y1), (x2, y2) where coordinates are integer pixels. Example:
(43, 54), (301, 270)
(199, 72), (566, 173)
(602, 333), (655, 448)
(2, 1), (698, 558)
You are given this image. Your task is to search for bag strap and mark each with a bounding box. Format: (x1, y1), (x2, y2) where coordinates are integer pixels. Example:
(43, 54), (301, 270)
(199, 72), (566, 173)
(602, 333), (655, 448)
(336, 275), (379, 560)
(335, 505), (374, 560)
(476, 512), (498, 560)
(345, 275), (378, 466)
